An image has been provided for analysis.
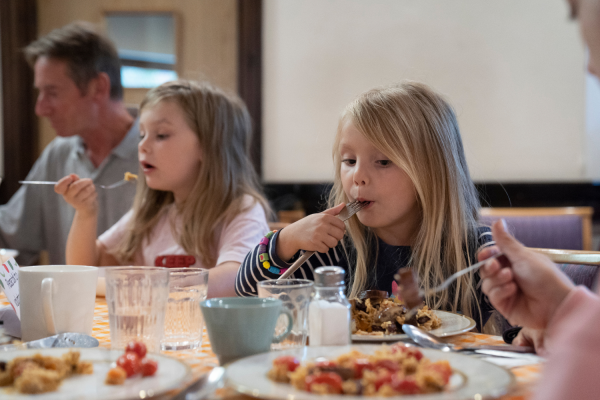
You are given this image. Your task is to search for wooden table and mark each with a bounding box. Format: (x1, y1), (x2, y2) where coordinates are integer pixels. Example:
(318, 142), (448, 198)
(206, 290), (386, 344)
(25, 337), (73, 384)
(1, 294), (543, 399)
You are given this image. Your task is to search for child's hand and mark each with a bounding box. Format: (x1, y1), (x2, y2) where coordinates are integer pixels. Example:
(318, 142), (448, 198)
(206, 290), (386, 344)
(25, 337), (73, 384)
(55, 174), (98, 217)
(277, 203), (347, 261)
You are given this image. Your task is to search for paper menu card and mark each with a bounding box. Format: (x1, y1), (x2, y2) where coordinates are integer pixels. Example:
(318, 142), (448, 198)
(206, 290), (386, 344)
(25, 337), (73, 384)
(0, 258), (20, 318)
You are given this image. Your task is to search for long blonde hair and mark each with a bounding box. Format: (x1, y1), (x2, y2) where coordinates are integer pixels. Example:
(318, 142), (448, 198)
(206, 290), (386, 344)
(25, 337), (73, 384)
(115, 80), (271, 267)
(329, 82), (482, 321)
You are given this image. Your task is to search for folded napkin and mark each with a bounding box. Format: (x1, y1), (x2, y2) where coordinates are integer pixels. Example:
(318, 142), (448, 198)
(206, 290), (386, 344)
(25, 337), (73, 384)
(0, 305), (21, 338)
(478, 352), (545, 369)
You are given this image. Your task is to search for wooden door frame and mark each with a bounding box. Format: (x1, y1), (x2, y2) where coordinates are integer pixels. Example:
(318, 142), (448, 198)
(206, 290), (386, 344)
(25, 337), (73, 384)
(0, 0), (38, 203)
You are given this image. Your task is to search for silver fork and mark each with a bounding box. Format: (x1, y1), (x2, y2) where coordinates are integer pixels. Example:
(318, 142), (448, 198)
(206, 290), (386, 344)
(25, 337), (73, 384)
(278, 200), (367, 280)
(19, 179), (134, 190)
(402, 252), (504, 320)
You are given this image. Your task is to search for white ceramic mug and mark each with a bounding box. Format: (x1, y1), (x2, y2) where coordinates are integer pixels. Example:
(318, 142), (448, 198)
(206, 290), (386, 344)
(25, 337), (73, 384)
(19, 265), (98, 341)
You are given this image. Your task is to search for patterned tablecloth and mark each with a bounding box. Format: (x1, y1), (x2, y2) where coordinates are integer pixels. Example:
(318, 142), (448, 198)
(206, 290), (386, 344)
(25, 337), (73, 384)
(1, 294), (543, 399)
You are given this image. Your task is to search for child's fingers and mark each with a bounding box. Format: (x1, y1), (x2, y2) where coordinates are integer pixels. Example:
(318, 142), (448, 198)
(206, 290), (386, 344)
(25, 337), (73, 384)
(321, 202), (346, 216)
(478, 245), (500, 262)
(54, 174), (79, 194)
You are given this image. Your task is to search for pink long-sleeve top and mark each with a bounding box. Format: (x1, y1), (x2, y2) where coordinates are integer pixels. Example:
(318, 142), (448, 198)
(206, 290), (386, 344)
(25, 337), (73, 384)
(533, 284), (600, 400)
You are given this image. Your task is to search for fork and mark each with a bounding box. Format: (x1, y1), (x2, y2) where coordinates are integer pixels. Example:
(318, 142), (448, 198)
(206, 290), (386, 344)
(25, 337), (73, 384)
(19, 179), (134, 190)
(402, 252), (504, 320)
(278, 200), (367, 280)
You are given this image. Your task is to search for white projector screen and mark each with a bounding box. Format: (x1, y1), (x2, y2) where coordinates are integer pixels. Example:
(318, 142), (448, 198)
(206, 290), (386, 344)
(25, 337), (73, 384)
(263, 0), (597, 183)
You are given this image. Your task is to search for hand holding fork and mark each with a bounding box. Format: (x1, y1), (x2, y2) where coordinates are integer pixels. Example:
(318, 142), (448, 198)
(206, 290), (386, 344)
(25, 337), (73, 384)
(278, 200), (367, 280)
(54, 174), (100, 217)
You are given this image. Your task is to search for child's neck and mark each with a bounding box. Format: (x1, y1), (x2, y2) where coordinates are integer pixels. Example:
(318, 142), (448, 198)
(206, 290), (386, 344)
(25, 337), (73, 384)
(372, 223), (418, 247)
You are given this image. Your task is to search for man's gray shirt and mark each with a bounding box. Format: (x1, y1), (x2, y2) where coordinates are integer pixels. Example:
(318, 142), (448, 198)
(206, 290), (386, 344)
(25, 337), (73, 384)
(0, 120), (140, 265)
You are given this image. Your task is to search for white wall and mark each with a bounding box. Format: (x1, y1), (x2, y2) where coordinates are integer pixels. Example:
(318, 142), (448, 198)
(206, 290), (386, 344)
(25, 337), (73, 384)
(263, 0), (592, 183)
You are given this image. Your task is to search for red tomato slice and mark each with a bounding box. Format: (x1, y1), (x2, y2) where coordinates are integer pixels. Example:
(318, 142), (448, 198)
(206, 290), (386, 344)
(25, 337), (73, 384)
(305, 372), (343, 394)
(352, 359), (374, 378)
(141, 358), (158, 377)
(374, 359), (399, 372)
(391, 376), (420, 394)
(273, 355), (300, 372)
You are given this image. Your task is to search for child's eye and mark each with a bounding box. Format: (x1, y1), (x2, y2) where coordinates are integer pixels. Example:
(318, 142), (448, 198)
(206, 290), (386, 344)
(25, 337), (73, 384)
(378, 160), (392, 166)
(342, 159), (356, 166)
(156, 133), (170, 140)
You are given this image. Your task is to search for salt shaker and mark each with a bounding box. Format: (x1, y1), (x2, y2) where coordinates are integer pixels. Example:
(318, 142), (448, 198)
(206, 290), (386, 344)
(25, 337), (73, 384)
(308, 266), (351, 346)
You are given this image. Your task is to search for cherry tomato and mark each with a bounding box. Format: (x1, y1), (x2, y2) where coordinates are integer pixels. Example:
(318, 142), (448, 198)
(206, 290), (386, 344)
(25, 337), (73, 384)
(391, 344), (423, 361)
(352, 359), (374, 378)
(305, 372), (343, 394)
(117, 352), (141, 377)
(374, 359), (399, 372)
(125, 341), (147, 359)
(141, 358), (158, 377)
(391, 376), (420, 394)
(273, 355), (300, 372)
(374, 370), (393, 391)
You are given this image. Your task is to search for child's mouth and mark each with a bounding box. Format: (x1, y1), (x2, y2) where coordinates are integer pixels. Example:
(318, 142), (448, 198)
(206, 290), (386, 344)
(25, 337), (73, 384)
(356, 199), (373, 208)
(141, 162), (156, 172)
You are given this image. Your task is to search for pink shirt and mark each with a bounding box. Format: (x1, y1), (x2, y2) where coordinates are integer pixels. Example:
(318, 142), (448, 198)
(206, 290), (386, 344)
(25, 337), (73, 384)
(98, 195), (269, 269)
(533, 284), (600, 400)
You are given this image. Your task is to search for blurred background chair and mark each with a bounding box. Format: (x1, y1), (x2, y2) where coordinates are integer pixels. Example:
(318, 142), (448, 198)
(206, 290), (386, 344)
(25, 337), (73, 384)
(480, 207), (594, 250)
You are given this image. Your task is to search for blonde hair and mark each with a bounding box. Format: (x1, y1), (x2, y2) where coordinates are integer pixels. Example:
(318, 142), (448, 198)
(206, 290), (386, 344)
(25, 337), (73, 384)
(329, 82), (482, 322)
(115, 80), (271, 267)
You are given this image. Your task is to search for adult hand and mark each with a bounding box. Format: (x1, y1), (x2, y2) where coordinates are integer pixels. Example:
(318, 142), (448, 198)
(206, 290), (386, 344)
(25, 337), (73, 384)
(277, 203), (347, 261)
(513, 327), (547, 356)
(55, 174), (98, 217)
(478, 220), (574, 330)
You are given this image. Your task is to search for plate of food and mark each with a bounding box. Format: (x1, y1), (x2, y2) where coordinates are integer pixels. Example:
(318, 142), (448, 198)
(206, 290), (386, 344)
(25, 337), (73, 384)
(226, 343), (514, 399)
(0, 347), (191, 399)
(351, 291), (476, 342)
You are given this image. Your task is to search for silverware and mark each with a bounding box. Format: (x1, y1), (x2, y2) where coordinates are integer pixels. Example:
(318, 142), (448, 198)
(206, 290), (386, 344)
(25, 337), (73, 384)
(402, 324), (535, 356)
(19, 179), (133, 190)
(403, 252), (504, 321)
(0, 332), (99, 352)
(173, 366), (225, 400)
(278, 200), (367, 280)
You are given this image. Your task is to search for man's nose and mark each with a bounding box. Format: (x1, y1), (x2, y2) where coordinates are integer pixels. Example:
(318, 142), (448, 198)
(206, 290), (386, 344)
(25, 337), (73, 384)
(35, 94), (50, 116)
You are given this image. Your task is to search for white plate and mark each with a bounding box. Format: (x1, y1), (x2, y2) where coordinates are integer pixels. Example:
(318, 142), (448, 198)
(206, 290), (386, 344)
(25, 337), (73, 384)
(0, 347), (191, 399)
(226, 344), (514, 400)
(352, 311), (476, 342)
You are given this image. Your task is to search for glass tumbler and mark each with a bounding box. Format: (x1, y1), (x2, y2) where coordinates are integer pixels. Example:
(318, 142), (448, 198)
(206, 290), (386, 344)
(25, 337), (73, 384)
(258, 279), (314, 349)
(105, 267), (170, 353)
(161, 268), (209, 351)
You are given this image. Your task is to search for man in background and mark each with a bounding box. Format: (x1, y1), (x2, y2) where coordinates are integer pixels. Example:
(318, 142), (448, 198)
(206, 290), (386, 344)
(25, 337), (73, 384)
(0, 22), (138, 265)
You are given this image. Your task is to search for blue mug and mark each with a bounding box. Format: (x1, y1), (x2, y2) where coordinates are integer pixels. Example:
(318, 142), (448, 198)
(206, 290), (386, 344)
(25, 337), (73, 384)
(200, 297), (293, 365)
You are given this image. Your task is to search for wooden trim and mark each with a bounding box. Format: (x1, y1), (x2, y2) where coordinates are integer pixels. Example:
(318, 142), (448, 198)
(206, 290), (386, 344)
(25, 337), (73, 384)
(237, 0), (262, 177)
(480, 207), (594, 250)
(530, 248), (600, 266)
(0, 0), (38, 203)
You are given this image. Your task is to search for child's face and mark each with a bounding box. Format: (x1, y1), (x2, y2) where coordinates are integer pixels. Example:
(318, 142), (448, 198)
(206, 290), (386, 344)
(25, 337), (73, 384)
(339, 120), (420, 246)
(139, 100), (203, 202)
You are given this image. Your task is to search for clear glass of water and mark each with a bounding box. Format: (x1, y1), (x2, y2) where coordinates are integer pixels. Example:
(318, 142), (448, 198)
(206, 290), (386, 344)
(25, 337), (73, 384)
(161, 268), (209, 351)
(105, 267), (170, 353)
(258, 279), (314, 349)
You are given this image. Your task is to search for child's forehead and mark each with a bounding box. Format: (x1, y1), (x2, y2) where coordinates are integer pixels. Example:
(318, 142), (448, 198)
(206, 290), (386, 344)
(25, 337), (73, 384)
(338, 122), (388, 156)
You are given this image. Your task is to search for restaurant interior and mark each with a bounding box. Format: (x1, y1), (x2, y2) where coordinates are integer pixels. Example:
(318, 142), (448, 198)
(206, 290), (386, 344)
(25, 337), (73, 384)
(0, 0), (599, 399)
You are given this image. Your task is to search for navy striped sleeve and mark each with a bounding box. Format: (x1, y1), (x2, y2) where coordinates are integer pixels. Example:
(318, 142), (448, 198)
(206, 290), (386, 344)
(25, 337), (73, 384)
(234, 229), (347, 297)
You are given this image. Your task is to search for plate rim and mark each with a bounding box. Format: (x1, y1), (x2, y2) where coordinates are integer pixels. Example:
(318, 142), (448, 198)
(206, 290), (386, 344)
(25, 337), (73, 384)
(226, 344), (516, 400)
(352, 310), (476, 342)
(0, 347), (192, 400)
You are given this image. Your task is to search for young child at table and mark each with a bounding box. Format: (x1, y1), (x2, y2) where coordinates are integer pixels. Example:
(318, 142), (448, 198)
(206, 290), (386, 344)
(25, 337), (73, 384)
(56, 80), (270, 298)
(235, 82), (494, 330)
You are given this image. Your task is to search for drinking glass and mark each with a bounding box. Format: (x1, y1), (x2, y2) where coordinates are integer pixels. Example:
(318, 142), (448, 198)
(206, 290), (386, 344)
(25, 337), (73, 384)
(105, 267), (169, 353)
(258, 279), (314, 349)
(161, 268), (209, 351)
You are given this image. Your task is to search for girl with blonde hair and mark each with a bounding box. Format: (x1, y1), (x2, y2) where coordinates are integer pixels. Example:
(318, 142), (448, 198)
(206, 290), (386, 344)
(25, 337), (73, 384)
(57, 80), (270, 298)
(236, 81), (494, 329)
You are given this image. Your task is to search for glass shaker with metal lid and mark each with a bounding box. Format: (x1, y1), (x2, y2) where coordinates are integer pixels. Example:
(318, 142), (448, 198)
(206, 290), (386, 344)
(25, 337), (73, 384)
(308, 266), (351, 346)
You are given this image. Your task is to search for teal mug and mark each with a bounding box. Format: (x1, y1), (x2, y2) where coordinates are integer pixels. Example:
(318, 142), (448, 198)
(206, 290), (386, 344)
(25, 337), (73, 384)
(200, 297), (293, 365)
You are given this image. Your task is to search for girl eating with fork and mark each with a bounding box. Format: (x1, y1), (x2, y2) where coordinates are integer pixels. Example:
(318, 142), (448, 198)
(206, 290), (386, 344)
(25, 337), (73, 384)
(236, 81), (495, 331)
(55, 80), (271, 298)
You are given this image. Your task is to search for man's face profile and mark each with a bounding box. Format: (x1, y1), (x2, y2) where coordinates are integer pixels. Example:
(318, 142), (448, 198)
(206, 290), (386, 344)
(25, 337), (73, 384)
(33, 56), (95, 137)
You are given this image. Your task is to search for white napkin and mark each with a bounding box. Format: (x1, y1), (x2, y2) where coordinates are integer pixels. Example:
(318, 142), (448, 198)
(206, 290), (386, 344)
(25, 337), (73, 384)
(0, 305), (21, 338)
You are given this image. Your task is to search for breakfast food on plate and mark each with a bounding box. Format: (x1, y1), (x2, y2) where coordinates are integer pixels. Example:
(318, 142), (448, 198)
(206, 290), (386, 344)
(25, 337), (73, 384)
(0, 350), (93, 394)
(351, 290), (441, 335)
(124, 172), (138, 181)
(105, 340), (158, 385)
(268, 343), (452, 395)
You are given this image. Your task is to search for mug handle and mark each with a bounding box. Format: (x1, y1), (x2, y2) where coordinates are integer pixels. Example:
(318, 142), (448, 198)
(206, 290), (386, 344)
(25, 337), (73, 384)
(272, 309), (293, 344)
(41, 277), (57, 335)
